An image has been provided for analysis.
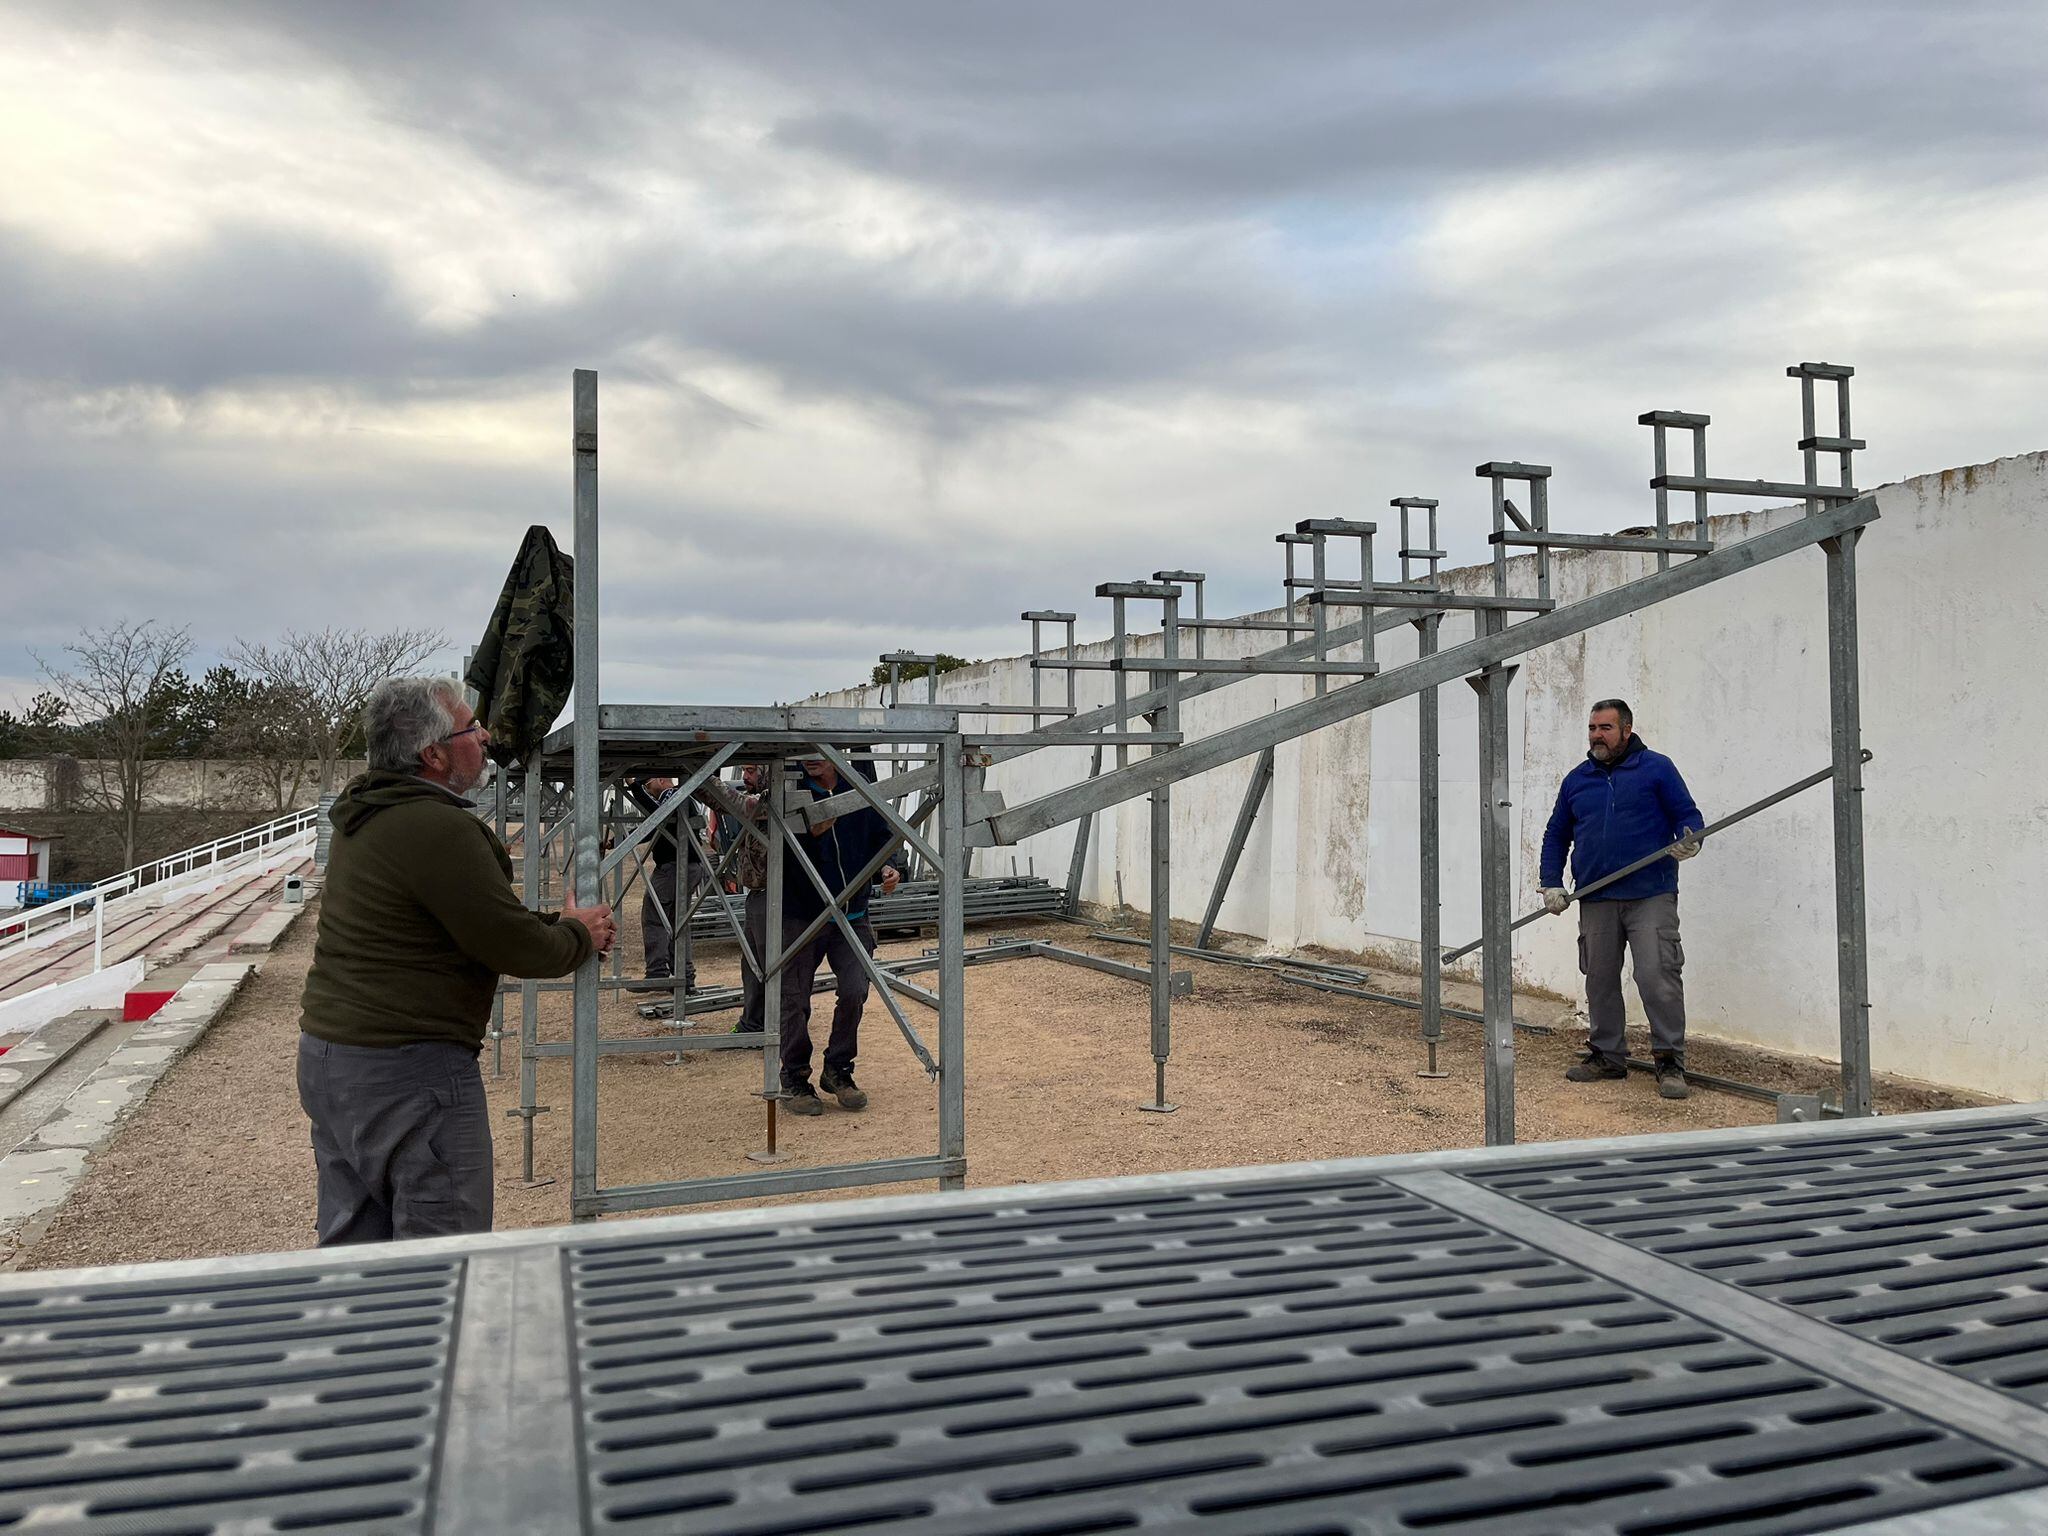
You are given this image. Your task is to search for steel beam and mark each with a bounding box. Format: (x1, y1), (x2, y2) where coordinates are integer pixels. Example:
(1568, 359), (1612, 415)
(1416, 614), (1446, 1078)
(1827, 529), (1874, 1117)
(979, 493), (1880, 846)
(1467, 623), (1518, 1146)
(569, 369), (601, 1215)
(938, 736), (967, 1189)
(1195, 744), (1273, 948)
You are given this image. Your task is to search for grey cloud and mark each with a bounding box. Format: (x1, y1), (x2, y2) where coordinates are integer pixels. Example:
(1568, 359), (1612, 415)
(6, 1), (2048, 712)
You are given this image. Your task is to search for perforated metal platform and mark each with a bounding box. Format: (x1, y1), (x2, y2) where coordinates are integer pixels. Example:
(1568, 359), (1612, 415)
(7, 1105), (2048, 1534)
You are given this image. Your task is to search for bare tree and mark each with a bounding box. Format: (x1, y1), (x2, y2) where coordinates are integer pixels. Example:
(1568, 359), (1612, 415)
(34, 620), (195, 868)
(231, 626), (446, 792)
(216, 678), (315, 813)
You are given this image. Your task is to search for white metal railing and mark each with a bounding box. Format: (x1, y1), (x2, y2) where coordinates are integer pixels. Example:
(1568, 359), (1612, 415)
(0, 805), (320, 964)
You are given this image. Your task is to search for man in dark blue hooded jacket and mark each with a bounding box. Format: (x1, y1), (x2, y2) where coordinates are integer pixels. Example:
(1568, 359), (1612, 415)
(1540, 698), (1704, 1099)
(774, 754), (900, 1115)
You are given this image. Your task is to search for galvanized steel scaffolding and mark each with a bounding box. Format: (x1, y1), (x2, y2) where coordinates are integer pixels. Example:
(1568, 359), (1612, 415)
(507, 362), (1875, 1220)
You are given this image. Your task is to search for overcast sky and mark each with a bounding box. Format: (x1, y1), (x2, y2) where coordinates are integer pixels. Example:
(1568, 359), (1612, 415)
(5, 2), (2044, 710)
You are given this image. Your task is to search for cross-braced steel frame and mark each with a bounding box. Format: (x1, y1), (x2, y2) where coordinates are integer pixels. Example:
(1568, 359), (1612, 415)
(501, 361), (1875, 1219)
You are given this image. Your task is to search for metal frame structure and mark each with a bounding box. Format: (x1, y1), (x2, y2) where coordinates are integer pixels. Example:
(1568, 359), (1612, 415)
(506, 361), (1874, 1220)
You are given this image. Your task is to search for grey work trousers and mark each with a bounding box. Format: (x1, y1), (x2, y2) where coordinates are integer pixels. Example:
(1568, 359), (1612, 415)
(640, 858), (697, 988)
(297, 1034), (494, 1245)
(1579, 891), (1687, 1067)
(778, 913), (875, 1091)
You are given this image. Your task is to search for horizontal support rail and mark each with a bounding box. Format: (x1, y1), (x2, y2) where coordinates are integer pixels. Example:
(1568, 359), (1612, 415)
(579, 1154), (965, 1216)
(1651, 475), (1859, 501)
(1115, 657), (1380, 676)
(1312, 591), (1554, 613)
(1491, 531), (1711, 555)
(976, 494), (1880, 846)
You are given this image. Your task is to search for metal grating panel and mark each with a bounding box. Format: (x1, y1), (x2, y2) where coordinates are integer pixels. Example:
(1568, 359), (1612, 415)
(1472, 1116), (2048, 1410)
(0, 1258), (459, 1533)
(566, 1174), (2038, 1535)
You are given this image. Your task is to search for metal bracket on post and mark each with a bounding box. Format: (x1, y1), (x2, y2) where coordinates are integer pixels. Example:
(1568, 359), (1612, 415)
(1637, 411), (1714, 568)
(1476, 462), (1553, 603)
(1776, 1093), (1825, 1125)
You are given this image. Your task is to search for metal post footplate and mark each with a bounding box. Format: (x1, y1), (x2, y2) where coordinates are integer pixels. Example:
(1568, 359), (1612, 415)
(7, 1103), (2048, 1533)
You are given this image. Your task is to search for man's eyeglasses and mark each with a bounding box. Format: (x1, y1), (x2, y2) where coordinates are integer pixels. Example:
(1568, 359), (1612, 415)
(440, 723), (487, 744)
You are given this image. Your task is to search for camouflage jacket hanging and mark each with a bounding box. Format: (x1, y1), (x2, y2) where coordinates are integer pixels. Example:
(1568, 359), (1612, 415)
(466, 525), (574, 767)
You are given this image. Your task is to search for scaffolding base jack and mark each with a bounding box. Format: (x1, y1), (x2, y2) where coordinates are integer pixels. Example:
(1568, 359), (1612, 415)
(1417, 1039), (1449, 1080)
(1138, 1061), (1178, 1113)
(745, 1096), (794, 1165)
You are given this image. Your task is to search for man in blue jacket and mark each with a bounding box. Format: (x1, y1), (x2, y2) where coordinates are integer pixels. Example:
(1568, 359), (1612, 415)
(774, 753), (901, 1116)
(1540, 699), (1705, 1099)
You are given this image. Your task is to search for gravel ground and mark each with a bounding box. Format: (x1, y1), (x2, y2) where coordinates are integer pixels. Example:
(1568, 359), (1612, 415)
(12, 900), (2001, 1271)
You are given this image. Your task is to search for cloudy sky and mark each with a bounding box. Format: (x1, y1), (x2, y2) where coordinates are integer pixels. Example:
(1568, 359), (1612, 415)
(5, 2), (2044, 709)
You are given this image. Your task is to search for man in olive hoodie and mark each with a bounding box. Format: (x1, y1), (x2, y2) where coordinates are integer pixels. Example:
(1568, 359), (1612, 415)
(299, 676), (615, 1244)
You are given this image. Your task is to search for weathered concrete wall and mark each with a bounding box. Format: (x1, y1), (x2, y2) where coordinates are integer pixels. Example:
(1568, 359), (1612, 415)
(812, 451), (2047, 1099)
(0, 760), (357, 813)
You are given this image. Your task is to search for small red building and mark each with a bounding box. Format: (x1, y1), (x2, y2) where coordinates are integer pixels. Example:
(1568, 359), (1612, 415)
(0, 825), (59, 911)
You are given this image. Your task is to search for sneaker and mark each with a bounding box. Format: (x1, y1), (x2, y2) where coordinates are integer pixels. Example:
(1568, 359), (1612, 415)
(1655, 1057), (1691, 1100)
(782, 1084), (825, 1116)
(819, 1066), (869, 1111)
(1564, 1054), (1627, 1083)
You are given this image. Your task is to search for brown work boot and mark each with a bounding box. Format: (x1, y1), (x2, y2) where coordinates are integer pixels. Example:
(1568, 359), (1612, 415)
(782, 1083), (825, 1116)
(819, 1066), (869, 1111)
(1564, 1053), (1627, 1083)
(1655, 1056), (1691, 1100)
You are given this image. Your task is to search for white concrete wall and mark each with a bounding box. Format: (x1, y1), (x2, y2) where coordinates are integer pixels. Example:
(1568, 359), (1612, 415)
(811, 452), (2048, 1099)
(0, 759), (355, 813)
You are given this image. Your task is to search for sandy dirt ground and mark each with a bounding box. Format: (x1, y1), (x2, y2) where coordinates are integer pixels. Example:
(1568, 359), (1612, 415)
(12, 899), (2000, 1271)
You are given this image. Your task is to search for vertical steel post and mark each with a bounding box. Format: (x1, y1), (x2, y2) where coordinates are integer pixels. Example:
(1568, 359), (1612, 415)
(674, 785), (689, 1022)
(490, 766), (509, 1076)
(1825, 531), (1873, 1117)
(519, 759), (544, 1184)
(749, 761), (792, 1164)
(569, 369), (601, 1216)
(1110, 598), (1129, 770)
(607, 785), (624, 991)
(1467, 611), (1518, 1145)
(1309, 533), (1329, 697)
(938, 735), (968, 1188)
(1416, 613), (1447, 1078)
(1651, 423), (1671, 572)
(1141, 592), (1179, 1113)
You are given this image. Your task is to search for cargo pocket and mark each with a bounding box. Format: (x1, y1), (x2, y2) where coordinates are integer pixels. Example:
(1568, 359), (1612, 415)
(1659, 926), (1684, 976)
(1577, 931), (1589, 977)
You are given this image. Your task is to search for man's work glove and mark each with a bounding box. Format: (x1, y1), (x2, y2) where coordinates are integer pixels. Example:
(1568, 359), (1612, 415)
(1542, 887), (1571, 916)
(1672, 828), (1704, 861)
